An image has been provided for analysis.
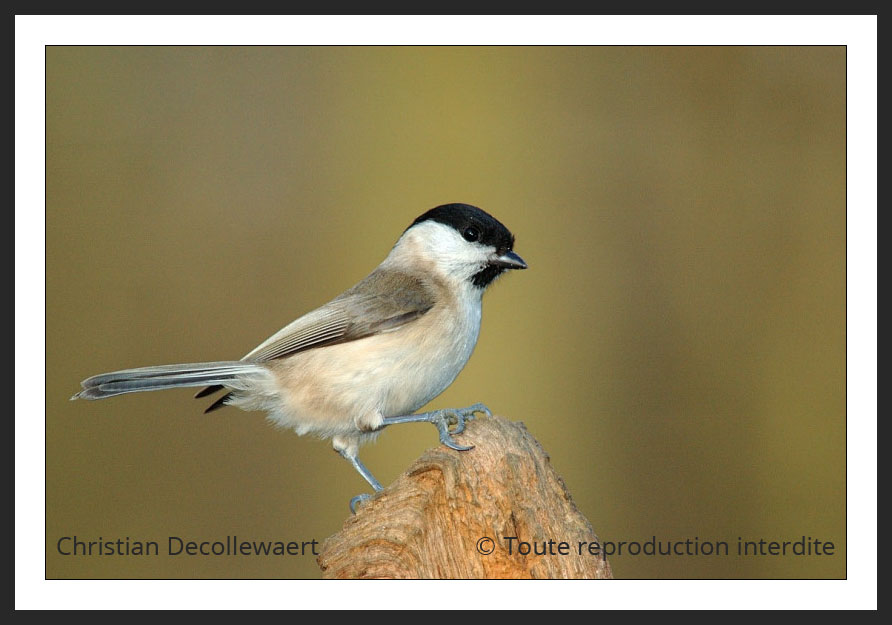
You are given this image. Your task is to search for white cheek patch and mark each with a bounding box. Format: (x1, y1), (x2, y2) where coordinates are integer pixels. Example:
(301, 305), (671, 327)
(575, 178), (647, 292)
(400, 221), (493, 283)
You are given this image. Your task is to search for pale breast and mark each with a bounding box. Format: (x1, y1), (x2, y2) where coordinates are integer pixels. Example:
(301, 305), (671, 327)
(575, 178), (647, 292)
(264, 293), (482, 435)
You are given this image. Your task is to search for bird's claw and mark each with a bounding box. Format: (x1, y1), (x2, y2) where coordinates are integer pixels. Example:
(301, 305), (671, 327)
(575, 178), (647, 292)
(350, 493), (373, 515)
(437, 419), (474, 451)
(446, 402), (492, 434)
(435, 403), (491, 450)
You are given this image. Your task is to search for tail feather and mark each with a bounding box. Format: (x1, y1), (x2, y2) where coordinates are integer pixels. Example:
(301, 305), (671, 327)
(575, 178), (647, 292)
(203, 392), (234, 414)
(194, 384), (224, 398)
(72, 361), (266, 401)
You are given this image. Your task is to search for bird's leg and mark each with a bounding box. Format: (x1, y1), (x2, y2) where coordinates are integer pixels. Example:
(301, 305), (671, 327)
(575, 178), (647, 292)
(337, 448), (384, 514)
(379, 403), (492, 451)
(336, 403), (491, 513)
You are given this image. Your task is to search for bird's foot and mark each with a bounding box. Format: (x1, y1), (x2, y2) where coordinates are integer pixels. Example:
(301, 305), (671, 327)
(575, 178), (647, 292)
(349, 493), (374, 514)
(381, 403), (491, 451)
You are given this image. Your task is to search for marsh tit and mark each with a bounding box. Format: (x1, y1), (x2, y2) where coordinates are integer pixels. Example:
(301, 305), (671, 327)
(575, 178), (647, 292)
(73, 203), (527, 511)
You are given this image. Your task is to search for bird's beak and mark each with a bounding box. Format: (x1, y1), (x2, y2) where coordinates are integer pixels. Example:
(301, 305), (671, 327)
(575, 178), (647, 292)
(491, 250), (528, 270)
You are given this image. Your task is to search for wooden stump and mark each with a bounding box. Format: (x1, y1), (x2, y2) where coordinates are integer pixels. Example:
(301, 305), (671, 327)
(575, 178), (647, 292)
(317, 414), (612, 579)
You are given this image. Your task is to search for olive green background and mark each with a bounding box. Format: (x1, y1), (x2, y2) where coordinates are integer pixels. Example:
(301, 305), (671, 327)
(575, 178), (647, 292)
(46, 46), (845, 579)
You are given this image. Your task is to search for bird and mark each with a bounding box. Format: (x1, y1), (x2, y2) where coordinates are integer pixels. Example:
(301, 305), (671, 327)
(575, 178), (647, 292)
(72, 203), (527, 511)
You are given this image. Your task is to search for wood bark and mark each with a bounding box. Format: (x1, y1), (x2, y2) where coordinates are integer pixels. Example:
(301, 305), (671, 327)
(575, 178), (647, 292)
(317, 414), (612, 579)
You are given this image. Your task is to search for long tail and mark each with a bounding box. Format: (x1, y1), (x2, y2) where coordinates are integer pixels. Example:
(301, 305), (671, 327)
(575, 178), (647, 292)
(71, 361), (267, 401)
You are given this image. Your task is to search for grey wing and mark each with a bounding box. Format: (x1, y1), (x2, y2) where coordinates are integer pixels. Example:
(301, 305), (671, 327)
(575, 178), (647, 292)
(197, 270), (436, 410)
(244, 270), (436, 362)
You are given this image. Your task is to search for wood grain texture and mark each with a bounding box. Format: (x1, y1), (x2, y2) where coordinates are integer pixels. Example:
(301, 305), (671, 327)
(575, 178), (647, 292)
(317, 414), (612, 579)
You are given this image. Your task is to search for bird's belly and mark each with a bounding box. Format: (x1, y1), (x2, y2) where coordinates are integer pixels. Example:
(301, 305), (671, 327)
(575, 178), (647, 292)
(262, 306), (481, 436)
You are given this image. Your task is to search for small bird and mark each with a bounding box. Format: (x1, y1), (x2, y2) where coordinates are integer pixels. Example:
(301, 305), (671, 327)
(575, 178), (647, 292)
(72, 203), (527, 511)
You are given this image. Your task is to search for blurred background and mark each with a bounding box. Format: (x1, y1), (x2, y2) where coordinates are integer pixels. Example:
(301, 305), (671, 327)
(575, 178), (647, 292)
(46, 46), (845, 579)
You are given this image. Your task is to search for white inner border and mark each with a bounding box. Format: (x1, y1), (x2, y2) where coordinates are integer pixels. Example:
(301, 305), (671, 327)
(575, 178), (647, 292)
(17, 14), (876, 610)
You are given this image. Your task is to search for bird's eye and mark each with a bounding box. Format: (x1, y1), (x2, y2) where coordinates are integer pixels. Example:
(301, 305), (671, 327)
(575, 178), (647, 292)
(462, 227), (480, 242)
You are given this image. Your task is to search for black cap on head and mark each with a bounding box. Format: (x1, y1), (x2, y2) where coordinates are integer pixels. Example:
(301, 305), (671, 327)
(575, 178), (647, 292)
(411, 203), (516, 255)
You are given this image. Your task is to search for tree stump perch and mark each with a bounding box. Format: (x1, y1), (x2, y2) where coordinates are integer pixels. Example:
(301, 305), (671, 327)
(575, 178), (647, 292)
(317, 414), (613, 579)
